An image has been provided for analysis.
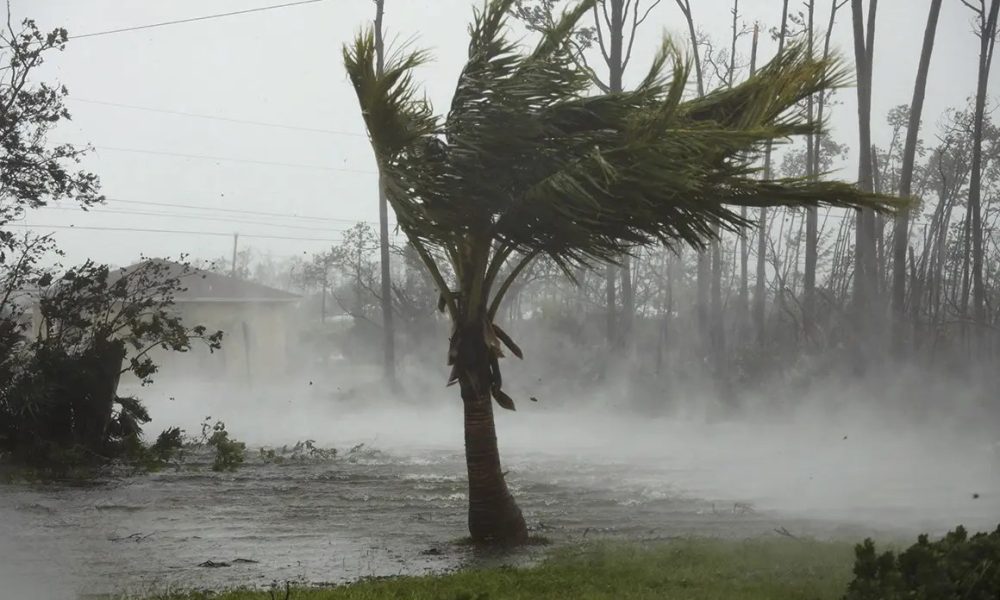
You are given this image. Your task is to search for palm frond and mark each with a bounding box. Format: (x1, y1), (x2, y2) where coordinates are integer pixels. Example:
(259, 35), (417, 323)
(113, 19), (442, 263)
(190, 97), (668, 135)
(344, 0), (902, 280)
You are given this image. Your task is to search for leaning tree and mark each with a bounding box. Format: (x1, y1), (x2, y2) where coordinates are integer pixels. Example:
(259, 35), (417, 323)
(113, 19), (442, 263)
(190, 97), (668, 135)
(344, 0), (896, 545)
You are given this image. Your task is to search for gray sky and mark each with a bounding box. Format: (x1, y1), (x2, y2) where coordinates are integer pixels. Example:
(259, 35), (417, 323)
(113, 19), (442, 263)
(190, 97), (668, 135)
(13, 0), (998, 268)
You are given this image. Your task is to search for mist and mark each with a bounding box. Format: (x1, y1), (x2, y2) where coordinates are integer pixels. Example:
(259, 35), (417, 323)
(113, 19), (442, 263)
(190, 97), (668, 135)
(4, 0), (1000, 598)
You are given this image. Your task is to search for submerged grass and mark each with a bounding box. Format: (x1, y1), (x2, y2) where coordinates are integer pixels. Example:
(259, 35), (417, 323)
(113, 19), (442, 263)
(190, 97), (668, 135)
(134, 537), (856, 600)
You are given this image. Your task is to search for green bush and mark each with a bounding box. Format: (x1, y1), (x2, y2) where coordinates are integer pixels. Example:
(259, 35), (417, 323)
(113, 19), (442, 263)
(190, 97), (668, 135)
(150, 427), (184, 460)
(844, 525), (1000, 600)
(1, 260), (222, 469)
(206, 421), (245, 472)
(259, 439), (337, 464)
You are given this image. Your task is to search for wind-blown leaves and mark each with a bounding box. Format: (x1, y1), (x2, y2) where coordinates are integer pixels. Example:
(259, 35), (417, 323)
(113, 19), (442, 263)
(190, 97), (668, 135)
(343, 0), (899, 408)
(344, 0), (895, 266)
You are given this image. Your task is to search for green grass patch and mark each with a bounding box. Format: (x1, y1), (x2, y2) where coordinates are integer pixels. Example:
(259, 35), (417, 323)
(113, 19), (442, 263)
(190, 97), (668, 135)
(133, 537), (856, 600)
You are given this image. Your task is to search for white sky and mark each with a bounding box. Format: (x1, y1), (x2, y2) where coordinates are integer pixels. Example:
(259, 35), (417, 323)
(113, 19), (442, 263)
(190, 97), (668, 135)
(11, 0), (998, 268)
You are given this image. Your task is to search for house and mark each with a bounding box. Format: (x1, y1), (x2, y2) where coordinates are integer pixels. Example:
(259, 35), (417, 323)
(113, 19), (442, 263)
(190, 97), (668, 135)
(112, 260), (302, 382)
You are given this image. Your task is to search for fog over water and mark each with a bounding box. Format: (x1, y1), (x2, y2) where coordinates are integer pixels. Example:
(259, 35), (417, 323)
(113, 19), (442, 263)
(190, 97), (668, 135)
(3, 367), (997, 598)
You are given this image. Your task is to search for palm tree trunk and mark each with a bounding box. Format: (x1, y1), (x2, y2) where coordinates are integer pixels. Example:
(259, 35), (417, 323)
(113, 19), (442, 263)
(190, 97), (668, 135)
(456, 323), (527, 545)
(892, 0), (942, 357)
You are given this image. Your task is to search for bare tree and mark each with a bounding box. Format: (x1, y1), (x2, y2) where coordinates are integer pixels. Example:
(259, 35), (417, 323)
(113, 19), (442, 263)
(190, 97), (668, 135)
(593, 0), (663, 348)
(804, 0), (818, 339)
(674, 0), (710, 358)
(892, 0), (943, 356)
(805, 0), (849, 342)
(962, 0), (999, 348)
(754, 0), (790, 344)
(851, 0), (880, 361)
(515, 0), (663, 349)
(738, 22), (759, 332)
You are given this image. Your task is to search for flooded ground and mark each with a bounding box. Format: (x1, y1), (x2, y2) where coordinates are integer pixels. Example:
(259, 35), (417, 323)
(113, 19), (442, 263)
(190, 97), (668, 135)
(2, 381), (998, 598)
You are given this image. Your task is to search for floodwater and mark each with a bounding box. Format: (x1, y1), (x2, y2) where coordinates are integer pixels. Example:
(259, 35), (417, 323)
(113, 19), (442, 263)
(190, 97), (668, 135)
(1, 381), (998, 599)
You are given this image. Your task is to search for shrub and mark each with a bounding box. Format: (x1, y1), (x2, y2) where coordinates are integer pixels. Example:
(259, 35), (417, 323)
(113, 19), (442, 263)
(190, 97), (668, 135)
(0, 259), (222, 468)
(205, 421), (245, 472)
(150, 427), (184, 463)
(259, 439), (337, 464)
(845, 525), (1000, 600)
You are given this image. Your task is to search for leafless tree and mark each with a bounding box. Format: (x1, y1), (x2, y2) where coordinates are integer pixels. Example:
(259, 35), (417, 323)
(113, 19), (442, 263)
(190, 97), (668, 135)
(891, 0), (943, 356)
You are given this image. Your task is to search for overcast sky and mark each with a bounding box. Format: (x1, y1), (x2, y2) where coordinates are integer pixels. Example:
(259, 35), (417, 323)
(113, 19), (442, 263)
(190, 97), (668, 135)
(12, 0), (999, 269)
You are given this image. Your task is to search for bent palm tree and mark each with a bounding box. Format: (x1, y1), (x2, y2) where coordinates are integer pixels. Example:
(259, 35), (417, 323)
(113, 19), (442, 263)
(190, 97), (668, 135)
(344, 0), (895, 545)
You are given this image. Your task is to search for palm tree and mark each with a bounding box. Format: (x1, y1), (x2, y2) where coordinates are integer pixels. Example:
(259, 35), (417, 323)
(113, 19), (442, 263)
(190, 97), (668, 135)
(344, 0), (895, 545)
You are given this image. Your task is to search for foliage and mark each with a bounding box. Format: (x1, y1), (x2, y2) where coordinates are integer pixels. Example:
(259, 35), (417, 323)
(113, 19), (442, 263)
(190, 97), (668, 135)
(36, 258), (224, 384)
(259, 439), (337, 464)
(0, 12), (220, 470)
(0, 16), (103, 260)
(127, 538), (855, 600)
(512, 0), (596, 52)
(845, 525), (1000, 600)
(203, 420), (246, 472)
(0, 15), (104, 400)
(344, 0), (897, 413)
(149, 427), (185, 463)
(0, 259), (223, 466)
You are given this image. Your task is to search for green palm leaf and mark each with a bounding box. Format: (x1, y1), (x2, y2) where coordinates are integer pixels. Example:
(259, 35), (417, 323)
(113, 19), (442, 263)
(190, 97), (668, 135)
(343, 0), (900, 406)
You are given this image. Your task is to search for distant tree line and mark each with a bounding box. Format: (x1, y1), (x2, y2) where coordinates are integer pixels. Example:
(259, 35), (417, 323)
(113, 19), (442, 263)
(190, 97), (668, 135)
(249, 0), (1000, 409)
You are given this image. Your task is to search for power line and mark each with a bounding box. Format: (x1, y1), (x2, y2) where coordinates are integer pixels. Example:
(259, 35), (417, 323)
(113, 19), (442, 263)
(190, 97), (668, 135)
(69, 0), (327, 41)
(91, 145), (377, 175)
(102, 198), (384, 225)
(40, 206), (354, 233)
(10, 223), (342, 243)
(71, 98), (366, 137)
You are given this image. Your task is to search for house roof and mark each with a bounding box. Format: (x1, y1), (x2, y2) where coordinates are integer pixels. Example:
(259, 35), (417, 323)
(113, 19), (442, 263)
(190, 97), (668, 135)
(119, 259), (300, 303)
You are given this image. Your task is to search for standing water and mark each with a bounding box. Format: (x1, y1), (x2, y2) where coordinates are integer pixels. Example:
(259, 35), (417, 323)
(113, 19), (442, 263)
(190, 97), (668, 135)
(1, 380), (998, 598)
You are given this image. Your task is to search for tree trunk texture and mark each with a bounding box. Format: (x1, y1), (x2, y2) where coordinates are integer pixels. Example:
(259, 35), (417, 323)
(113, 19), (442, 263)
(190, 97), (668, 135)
(74, 339), (126, 451)
(620, 255), (634, 347)
(455, 323), (528, 545)
(892, 0), (942, 357)
(851, 0), (880, 367)
(710, 232), (726, 386)
(605, 264), (617, 345)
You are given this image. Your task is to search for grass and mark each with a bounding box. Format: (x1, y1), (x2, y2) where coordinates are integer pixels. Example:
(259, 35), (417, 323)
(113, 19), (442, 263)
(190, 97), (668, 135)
(134, 537), (857, 600)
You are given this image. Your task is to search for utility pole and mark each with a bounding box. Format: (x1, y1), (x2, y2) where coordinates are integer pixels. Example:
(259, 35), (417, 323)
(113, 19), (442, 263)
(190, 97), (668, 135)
(231, 232), (239, 278)
(374, 0), (397, 386)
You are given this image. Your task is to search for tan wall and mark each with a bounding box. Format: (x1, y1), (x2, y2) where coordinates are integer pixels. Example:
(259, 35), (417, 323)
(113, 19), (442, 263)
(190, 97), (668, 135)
(130, 300), (295, 383)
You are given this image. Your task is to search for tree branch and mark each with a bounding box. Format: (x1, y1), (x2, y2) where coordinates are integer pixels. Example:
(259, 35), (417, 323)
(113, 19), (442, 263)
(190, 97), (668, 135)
(593, 4), (612, 64)
(623, 0), (662, 71)
(488, 250), (541, 320)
